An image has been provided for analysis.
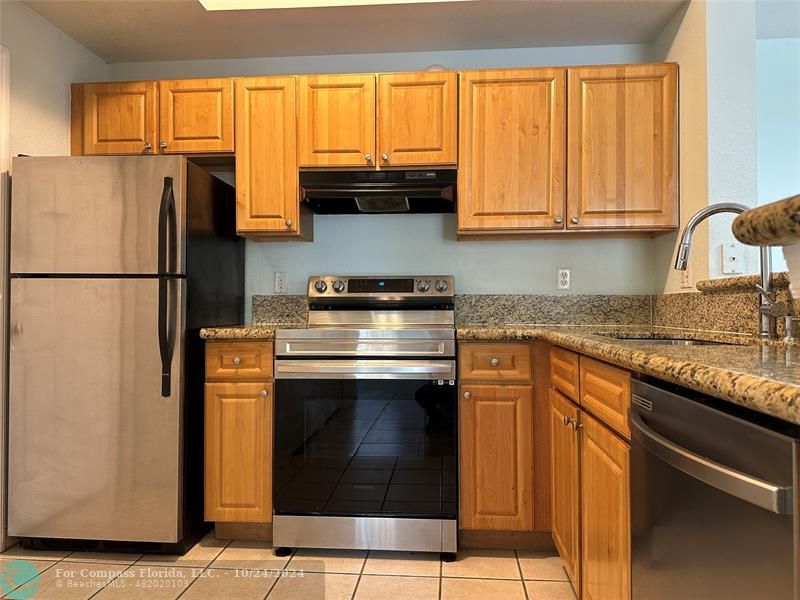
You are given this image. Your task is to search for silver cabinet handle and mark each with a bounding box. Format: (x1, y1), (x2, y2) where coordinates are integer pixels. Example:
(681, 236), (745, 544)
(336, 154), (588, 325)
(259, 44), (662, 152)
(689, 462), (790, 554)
(562, 415), (571, 426)
(285, 219), (293, 227)
(365, 153), (372, 162)
(381, 153), (389, 161)
(260, 389), (269, 397)
(143, 143), (152, 151)
(570, 217), (579, 224)
(554, 217), (563, 224)
(570, 419), (583, 431)
(630, 408), (791, 514)
(232, 356), (241, 365)
(463, 391), (472, 400)
(160, 141), (168, 149)
(490, 357), (500, 367)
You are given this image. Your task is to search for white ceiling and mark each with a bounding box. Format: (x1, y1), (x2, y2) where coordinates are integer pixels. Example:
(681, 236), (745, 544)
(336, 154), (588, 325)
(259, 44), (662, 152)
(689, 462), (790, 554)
(23, 0), (688, 64)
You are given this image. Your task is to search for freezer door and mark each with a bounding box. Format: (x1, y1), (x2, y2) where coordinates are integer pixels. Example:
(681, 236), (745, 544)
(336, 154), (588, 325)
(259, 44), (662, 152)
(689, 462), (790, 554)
(10, 156), (186, 275)
(8, 277), (185, 542)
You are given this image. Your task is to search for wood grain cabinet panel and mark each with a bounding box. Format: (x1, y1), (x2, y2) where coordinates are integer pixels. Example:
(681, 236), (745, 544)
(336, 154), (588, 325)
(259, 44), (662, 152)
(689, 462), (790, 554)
(458, 68), (566, 232)
(549, 388), (581, 590)
(459, 342), (532, 383)
(549, 346), (580, 402)
(235, 76), (307, 237)
(377, 71), (457, 166)
(79, 81), (158, 155)
(567, 63), (678, 230)
(298, 74), (376, 167)
(581, 412), (631, 600)
(580, 356), (631, 439)
(205, 382), (273, 523)
(158, 78), (234, 153)
(460, 384), (534, 531)
(205, 340), (274, 381)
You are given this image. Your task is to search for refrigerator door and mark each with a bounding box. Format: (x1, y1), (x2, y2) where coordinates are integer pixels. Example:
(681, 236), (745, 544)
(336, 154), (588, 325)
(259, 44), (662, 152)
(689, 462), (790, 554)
(10, 156), (186, 275)
(8, 276), (185, 542)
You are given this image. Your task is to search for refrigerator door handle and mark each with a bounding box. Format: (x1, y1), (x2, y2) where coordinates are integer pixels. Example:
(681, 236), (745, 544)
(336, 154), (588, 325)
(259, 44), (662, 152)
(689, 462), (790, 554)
(158, 177), (178, 397)
(157, 176), (177, 275)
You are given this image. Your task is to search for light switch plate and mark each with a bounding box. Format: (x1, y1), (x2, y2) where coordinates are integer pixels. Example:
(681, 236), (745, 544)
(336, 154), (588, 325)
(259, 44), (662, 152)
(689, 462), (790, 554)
(721, 243), (743, 274)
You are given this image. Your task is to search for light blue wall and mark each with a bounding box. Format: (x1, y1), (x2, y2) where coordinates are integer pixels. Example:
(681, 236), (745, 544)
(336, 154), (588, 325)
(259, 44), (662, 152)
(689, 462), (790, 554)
(757, 38), (800, 272)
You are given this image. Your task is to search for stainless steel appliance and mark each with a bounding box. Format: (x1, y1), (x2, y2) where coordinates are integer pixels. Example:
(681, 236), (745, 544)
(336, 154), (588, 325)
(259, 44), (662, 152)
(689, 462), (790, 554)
(274, 276), (457, 555)
(8, 156), (243, 550)
(299, 169), (456, 214)
(631, 378), (799, 599)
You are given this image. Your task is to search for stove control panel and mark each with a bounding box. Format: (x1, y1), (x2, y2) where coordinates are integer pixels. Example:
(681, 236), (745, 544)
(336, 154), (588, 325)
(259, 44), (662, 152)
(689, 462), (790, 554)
(308, 275), (454, 298)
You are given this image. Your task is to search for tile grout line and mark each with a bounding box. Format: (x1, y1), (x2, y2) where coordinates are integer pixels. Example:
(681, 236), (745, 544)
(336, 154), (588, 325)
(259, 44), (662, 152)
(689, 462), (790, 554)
(438, 552), (443, 600)
(173, 537), (235, 600)
(514, 550), (530, 600)
(349, 549), (369, 600)
(261, 547), (296, 600)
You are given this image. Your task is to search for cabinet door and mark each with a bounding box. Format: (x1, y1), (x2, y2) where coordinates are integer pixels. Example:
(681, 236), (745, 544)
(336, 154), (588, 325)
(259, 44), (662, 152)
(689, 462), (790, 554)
(550, 389), (580, 588)
(458, 68), (566, 232)
(298, 74), (376, 167)
(158, 78), (234, 153)
(377, 71), (457, 166)
(460, 384), (534, 531)
(80, 81), (158, 155)
(581, 413), (631, 600)
(235, 76), (300, 235)
(205, 382), (272, 523)
(567, 63), (678, 230)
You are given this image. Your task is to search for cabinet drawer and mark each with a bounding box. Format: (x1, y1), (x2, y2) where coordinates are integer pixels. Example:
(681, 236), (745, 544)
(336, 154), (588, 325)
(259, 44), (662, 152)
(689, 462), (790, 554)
(459, 343), (532, 382)
(550, 347), (580, 401)
(580, 356), (631, 439)
(205, 341), (273, 380)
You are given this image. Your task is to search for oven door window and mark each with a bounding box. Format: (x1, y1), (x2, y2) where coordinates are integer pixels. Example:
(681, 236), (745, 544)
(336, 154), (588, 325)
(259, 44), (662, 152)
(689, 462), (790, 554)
(274, 379), (457, 519)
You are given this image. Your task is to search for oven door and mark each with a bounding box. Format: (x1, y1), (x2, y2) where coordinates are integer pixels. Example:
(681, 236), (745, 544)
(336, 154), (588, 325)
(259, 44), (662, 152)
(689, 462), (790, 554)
(274, 359), (457, 521)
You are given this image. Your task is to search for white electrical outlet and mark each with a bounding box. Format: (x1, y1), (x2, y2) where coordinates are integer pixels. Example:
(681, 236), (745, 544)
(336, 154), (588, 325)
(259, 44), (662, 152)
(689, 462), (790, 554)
(557, 268), (571, 290)
(274, 271), (288, 294)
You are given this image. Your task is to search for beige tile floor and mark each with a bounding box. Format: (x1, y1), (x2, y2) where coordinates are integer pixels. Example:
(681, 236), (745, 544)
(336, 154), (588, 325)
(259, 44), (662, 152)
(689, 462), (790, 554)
(0, 536), (576, 600)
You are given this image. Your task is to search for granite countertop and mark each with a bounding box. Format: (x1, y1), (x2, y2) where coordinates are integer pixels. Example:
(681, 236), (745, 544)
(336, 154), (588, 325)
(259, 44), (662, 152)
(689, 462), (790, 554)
(732, 193), (800, 246)
(200, 323), (800, 426)
(460, 326), (800, 425)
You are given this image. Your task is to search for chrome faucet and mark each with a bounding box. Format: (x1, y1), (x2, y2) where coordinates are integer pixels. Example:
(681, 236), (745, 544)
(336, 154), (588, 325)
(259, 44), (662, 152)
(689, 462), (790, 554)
(674, 202), (783, 339)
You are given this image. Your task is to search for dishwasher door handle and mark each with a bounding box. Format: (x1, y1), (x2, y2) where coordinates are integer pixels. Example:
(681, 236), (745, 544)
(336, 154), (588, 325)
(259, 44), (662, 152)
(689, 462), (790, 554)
(630, 408), (793, 514)
(275, 359), (456, 380)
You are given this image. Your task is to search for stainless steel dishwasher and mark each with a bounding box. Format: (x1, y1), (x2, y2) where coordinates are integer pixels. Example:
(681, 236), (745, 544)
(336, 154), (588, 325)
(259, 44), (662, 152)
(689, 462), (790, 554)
(630, 379), (799, 600)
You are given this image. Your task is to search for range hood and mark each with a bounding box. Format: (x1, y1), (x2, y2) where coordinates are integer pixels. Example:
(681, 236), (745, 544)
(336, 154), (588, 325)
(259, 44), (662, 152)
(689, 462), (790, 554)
(300, 169), (456, 214)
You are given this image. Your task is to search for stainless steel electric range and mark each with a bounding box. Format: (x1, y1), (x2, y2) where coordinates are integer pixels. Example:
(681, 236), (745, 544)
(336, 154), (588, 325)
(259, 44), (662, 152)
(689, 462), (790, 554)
(273, 275), (457, 557)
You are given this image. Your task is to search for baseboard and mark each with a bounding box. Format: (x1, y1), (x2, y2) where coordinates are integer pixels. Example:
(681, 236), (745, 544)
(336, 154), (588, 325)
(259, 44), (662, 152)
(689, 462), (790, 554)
(215, 522), (272, 541)
(458, 529), (555, 551)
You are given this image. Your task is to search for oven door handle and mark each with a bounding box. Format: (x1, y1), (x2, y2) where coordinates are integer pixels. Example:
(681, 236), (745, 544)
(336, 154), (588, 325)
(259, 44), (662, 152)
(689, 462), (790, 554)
(630, 407), (792, 514)
(275, 359), (456, 380)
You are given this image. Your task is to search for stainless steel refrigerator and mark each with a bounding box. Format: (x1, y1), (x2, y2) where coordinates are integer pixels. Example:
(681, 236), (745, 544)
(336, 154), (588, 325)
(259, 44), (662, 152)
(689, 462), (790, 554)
(7, 156), (243, 550)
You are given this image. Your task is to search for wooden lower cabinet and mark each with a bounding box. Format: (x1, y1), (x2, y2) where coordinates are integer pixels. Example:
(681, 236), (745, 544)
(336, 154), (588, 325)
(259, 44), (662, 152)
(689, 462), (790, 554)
(460, 384), (534, 531)
(549, 388), (580, 588)
(580, 413), (631, 600)
(205, 381), (273, 523)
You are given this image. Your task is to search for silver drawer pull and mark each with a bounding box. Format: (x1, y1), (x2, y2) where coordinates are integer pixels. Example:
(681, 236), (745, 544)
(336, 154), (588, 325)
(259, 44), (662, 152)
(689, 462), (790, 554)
(232, 356), (241, 365)
(490, 357), (500, 367)
(260, 389), (269, 397)
(463, 391), (472, 400)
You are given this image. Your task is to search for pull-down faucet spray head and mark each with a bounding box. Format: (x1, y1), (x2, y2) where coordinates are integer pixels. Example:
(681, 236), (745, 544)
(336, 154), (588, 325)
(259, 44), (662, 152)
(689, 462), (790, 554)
(673, 202), (750, 271)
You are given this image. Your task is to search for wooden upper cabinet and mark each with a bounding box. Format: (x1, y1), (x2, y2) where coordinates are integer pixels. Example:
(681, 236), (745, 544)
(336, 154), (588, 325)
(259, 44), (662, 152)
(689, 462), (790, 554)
(377, 71), (457, 166)
(235, 76), (305, 237)
(205, 382), (273, 523)
(567, 63), (678, 230)
(78, 81), (158, 155)
(581, 412), (631, 600)
(458, 68), (566, 233)
(460, 384), (534, 531)
(298, 74), (376, 167)
(158, 78), (234, 153)
(549, 388), (580, 589)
